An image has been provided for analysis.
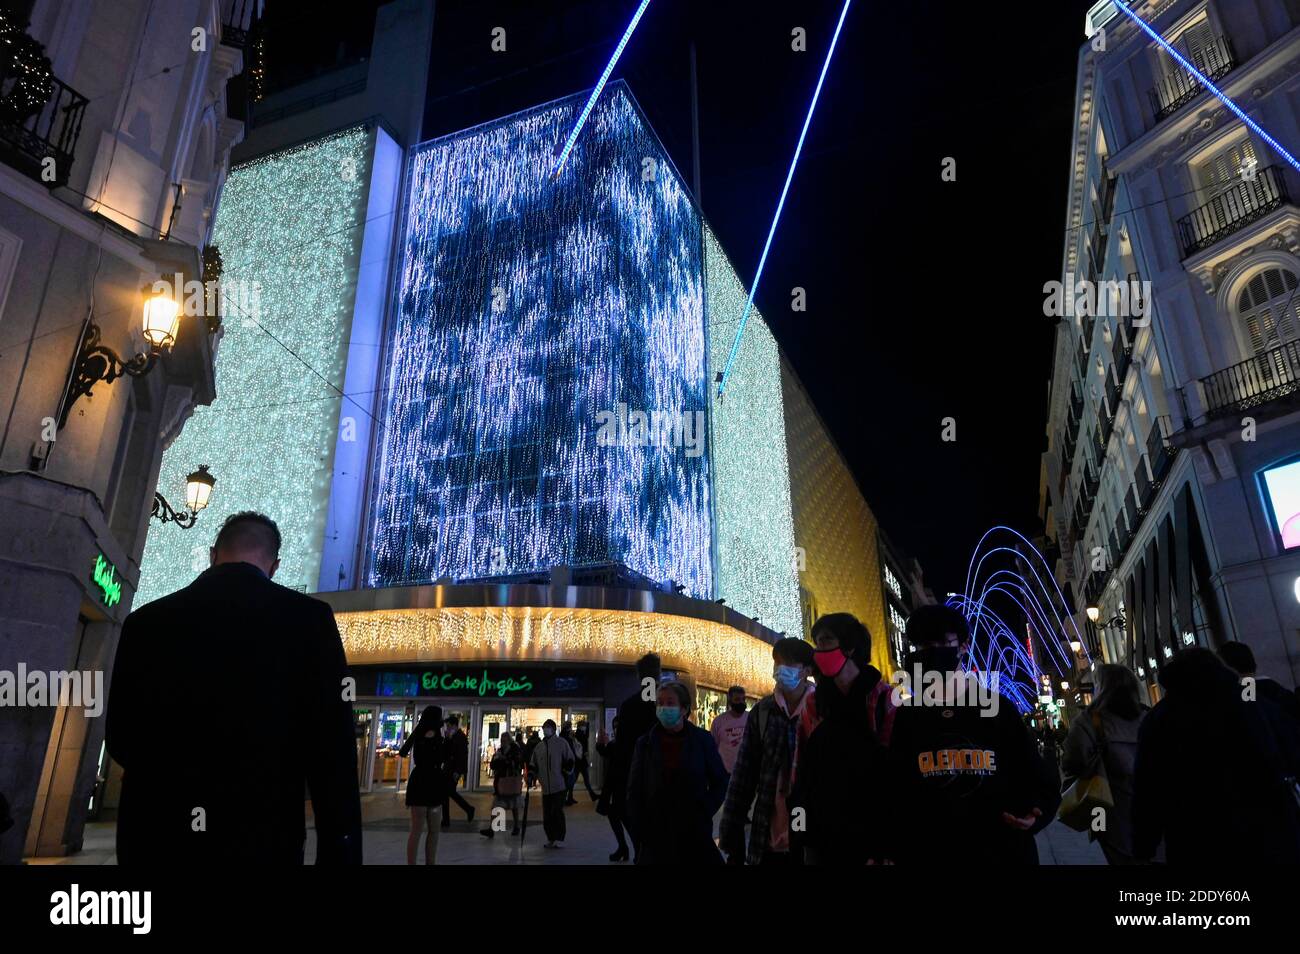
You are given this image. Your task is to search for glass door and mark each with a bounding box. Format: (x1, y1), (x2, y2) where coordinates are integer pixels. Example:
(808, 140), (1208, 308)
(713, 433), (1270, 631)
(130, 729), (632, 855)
(444, 706), (471, 792)
(563, 706), (600, 790)
(353, 707), (375, 793)
(476, 708), (509, 790)
(371, 705), (413, 794)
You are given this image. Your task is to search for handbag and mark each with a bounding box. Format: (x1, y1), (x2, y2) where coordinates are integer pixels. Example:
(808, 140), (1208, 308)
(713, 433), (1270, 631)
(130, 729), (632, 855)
(1057, 713), (1115, 832)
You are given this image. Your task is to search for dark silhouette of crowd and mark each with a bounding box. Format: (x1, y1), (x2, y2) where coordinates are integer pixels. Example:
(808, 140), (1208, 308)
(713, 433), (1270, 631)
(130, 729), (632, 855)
(105, 511), (1300, 866)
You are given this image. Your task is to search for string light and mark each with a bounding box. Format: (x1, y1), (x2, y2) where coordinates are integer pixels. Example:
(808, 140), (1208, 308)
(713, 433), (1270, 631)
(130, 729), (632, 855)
(551, 0), (654, 179)
(334, 605), (776, 696)
(137, 127), (373, 603)
(367, 86), (713, 596)
(1113, 0), (1300, 171)
(705, 224), (803, 638)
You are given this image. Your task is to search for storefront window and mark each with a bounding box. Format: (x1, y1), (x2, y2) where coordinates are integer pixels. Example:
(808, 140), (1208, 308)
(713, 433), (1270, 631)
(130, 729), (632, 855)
(696, 686), (729, 729)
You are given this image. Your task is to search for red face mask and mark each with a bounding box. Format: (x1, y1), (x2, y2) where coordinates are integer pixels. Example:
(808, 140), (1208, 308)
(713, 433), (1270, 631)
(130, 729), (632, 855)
(814, 647), (847, 677)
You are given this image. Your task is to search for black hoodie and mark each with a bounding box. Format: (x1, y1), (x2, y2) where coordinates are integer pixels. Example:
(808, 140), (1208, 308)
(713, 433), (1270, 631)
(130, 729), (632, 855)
(888, 676), (1060, 865)
(1133, 648), (1300, 864)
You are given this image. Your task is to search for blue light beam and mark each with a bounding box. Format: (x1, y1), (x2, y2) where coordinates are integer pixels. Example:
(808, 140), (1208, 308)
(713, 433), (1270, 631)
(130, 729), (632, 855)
(551, 0), (654, 179)
(1114, 0), (1300, 172)
(716, 0), (852, 397)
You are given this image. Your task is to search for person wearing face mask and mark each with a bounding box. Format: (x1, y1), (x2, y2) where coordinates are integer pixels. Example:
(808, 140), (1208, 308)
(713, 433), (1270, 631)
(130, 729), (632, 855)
(794, 615), (898, 864)
(888, 604), (1060, 865)
(709, 686), (750, 777)
(625, 682), (729, 864)
(528, 719), (576, 849)
(719, 638), (820, 864)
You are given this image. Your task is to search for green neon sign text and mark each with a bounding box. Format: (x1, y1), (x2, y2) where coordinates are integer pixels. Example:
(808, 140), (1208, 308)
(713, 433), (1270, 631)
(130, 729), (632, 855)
(92, 554), (121, 607)
(421, 669), (534, 697)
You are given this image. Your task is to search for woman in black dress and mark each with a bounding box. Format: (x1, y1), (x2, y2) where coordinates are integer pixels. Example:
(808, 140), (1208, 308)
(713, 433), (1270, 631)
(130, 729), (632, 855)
(399, 705), (450, 865)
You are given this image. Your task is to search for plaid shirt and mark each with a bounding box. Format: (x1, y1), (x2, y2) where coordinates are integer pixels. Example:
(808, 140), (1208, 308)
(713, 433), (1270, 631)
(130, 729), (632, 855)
(718, 688), (818, 865)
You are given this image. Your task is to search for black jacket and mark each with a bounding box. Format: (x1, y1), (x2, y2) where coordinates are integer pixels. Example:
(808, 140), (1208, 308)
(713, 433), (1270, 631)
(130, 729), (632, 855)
(106, 562), (362, 864)
(608, 692), (657, 796)
(626, 722), (728, 864)
(889, 691), (1059, 865)
(1133, 651), (1300, 864)
(447, 729), (470, 776)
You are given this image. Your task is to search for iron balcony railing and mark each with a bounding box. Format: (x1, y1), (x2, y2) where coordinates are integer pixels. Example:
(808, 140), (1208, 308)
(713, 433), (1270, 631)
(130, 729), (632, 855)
(0, 67), (87, 189)
(1136, 455), (1155, 513)
(1149, 35), (1236, 123)
(1177, 165), (1290, 258)
(1200, 339), (1300, 418)
(1148, 415), (1176, 484)
(222, 0), (258, 49)
(1112, 329), (1133, 383)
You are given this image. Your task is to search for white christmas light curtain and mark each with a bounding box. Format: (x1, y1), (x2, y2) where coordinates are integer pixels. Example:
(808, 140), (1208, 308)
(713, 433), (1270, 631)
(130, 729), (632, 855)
(366, 86), (713, 596)
(137, 127), (373, 603)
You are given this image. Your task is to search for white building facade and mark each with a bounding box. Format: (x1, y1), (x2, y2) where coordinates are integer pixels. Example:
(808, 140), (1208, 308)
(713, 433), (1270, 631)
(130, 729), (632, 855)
(1042, 0), (1300, 697)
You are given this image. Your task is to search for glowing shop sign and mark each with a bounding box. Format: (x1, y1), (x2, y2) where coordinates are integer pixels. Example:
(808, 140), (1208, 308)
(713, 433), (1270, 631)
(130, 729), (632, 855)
(92, 554), (121, 607)
(421, 669), (534, 697)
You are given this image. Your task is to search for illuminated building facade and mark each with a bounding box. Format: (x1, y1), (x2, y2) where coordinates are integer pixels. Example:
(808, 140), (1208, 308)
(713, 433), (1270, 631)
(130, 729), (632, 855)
(1042, 1), (1300, 696)
(132, 78), (806, 794)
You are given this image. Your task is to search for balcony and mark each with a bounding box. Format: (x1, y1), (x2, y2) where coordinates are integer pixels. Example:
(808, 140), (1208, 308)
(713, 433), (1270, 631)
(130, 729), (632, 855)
(222, 0), (259, 50)
(1147, 415), (1176, 484)
(1112, 328), (1133, 383)
(1199, 339), (1300, 419)
(1148, 35), (1236, 123)
(1177, 166), (1290, 258)
(1136, 454), (1155, 513)
(0, 42), (88, 189)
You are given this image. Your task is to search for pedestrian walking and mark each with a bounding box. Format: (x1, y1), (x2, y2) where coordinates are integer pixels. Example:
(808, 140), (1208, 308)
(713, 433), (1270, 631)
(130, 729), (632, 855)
(1133, 647), (1300, 864)
(888, 604), (1060, 865)
(560, 721), (583, 805)
(1218, 641), (1300, 724)
(440, 715), (475, 828)
(710, 685), (749, 776)
(625, 682), (729, 864)
(106, 511), (361, 865)
(797, 615), (898, 864)
(400, 705), (451, 864)
(719, 638), (819, 865)
(529, 719), (575, 848)
(481, 730), (524, 839)
(595, 718), (631, 861)
(1059, 664), (1147, 864)
(607, 652), (661, 858)
(573, 722), (599, 800)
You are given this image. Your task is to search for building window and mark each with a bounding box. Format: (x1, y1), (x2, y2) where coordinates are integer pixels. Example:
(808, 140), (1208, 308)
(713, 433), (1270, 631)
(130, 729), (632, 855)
(1261, 458), (1300, 550)
(883, 564), (902, 600)
(1194, 137), (1258, 202)
(1236, 266), (1299, 358)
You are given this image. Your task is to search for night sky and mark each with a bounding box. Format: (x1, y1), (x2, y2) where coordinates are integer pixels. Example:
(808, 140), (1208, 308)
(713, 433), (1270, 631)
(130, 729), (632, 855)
(260, 0), (1089, 596)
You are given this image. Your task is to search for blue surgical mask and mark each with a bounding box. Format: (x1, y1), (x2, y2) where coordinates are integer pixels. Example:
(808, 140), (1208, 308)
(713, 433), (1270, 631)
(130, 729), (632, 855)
(656, 705), (683, 728)
(774, 665), (805, 690)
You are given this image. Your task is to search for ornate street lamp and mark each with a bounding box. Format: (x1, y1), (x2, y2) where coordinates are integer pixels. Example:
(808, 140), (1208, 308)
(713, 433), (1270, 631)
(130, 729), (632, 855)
(58, 282), (181, 429)
(1086, 605), (1127, 631)
(152, 465), (215, 528)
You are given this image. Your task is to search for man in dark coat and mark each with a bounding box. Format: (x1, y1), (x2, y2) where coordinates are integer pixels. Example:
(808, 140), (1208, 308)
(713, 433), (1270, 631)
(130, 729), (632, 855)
(606, 652), (660, 857)
(1134, 648), (1300, 864)
(626, 681), (729, 864)
(106, 512), (362, 865)
(440, 715), (475, 828)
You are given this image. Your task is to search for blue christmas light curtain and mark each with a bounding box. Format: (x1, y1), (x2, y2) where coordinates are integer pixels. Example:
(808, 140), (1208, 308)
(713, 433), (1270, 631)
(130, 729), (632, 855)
(366, 84), (713, 595)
